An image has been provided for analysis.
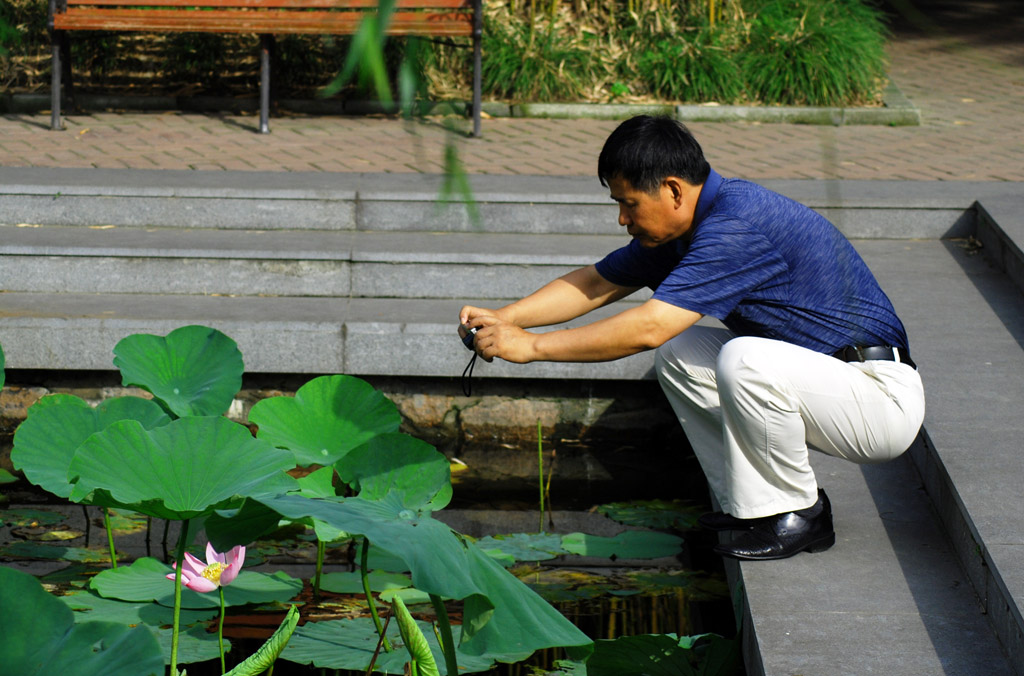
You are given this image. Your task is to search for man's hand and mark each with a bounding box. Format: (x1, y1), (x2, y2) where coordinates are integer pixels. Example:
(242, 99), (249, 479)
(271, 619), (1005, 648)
(459, 306), (537, 363)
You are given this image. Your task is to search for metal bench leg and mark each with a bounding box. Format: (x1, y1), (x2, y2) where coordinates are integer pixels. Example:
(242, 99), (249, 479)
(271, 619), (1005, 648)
(50, 32), (63, 131)
(471, 0), (482, 138)
(259, 34), (273, 134)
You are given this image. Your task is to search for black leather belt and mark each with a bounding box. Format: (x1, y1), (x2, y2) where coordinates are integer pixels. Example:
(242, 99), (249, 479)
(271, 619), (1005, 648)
(832, 345), (917, 370)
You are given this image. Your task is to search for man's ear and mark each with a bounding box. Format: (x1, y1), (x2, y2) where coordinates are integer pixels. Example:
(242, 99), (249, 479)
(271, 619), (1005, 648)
(664, 176), (687, 207)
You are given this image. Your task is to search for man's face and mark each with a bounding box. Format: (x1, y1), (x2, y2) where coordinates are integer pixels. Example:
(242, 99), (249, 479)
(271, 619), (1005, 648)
(607, 176), (691, 248)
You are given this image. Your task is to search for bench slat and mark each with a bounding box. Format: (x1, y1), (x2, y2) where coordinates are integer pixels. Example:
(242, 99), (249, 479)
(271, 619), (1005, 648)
(56, 9), (474, 34)
(66, 0), (471, 9)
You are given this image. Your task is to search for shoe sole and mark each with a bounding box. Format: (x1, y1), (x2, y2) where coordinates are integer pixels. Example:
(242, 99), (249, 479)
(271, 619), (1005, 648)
(715, 532), (836, 561)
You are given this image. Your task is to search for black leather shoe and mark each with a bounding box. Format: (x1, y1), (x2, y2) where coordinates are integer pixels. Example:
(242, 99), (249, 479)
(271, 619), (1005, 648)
(713, 489), (835, 561)
(697, 511), (759, 531)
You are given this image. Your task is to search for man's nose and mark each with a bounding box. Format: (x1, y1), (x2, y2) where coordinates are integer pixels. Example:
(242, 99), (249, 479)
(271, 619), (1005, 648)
(618, 206), (630, 227)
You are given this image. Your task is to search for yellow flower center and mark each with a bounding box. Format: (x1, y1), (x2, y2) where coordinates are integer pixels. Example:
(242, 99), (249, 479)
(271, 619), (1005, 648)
(201, 562), (227, 585)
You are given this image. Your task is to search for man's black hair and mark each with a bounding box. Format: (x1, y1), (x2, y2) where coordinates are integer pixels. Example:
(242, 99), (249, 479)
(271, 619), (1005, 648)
(597, 115), (711, 193)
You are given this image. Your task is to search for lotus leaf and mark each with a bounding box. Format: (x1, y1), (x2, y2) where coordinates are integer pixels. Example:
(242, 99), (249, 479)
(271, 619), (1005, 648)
(90, 556), (303, 609)
(256, 493), (593, 660)
(280, 617), (496, 674)
(597, 499), (702, 531)
(11, 394), (171, 499)
(0, 566), (164, 676)
(249, 374), (400, 466)
(337, 432), (452, 511)
(318, 569), (411, 594)
(560, 530), (683, 560)
(474, 532), (567, 564)
(113, 325), (243, 418)
(68, 416), (298, 520)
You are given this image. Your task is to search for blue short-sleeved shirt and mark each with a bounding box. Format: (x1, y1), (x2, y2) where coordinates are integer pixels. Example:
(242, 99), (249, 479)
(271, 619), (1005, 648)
(594, 169), (909, 353)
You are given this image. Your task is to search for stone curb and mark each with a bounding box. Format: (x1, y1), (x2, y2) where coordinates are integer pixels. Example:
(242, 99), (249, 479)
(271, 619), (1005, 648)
(0, 83), (919, 126)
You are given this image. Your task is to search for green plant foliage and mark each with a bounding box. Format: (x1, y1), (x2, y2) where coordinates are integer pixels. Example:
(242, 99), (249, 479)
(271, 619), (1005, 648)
(256, 492), (593, 660)
(585, 633), (742, 676)
(318, 569), (412, 594)
(392, 595), (441, 676)
(68, 415), (298, 520)
(224, 605), (300, 676)
(560, 531), (683, 559)
(112, 325), (244, 418)
(280, 617), (497, 674)
(635, 28), (744, 103)
(741, 0), (889, 106)
(474, 532), (568, 564)
(90, 556), (303, 609)
(337, 432), (453, 511)
(481, 7), (598, 102)
(0, 567), (164, 676)
(597, 499), (703, 531)
(11, 394), (171, 498)
(249, 374), (401, 467)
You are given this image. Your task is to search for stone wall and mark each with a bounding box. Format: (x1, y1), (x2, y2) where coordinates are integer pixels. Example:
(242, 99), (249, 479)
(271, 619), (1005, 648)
(0, 371), (705, 509)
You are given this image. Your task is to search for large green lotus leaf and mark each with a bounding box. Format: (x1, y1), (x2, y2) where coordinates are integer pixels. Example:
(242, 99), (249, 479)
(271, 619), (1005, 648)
(249, 374), (400, 466)
(205, 497), (289, 552)
(113, 325), (243, 418)
(68, 416), (298, 520)
(280, 617), (497, 674)
(560, 531), (683, 560)
(256, 493), (593, 660)
(0, 566), (164, 676)
(61, 588), (218, 626)
(11, 394), (171, 499)
(90, 556), (302, 609)
(297, 466), (350, 542)
(337, 433), (452, 511)
(153, 624), (230, 666)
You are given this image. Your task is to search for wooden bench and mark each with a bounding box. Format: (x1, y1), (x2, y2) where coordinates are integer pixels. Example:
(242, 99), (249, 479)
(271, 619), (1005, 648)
(47, 0), (483, 135)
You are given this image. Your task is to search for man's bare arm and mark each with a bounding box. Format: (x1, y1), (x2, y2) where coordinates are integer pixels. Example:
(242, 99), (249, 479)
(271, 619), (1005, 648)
(472, 298), (703, 364)
(460, 265), (637, 330)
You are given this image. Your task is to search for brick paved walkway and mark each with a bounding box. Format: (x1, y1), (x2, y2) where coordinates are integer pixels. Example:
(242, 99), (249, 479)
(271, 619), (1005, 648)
(0, 0), (1021, 180)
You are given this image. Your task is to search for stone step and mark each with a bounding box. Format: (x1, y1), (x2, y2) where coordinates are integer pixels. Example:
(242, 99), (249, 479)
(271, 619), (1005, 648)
(0, 291), (651, 378)
(0, 224), (630, 300)
(0, 167), (985, 239)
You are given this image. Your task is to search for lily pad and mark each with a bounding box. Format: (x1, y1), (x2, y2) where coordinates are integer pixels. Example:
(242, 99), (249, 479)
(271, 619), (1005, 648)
(90, 556), (303, 609)
(560, 531), (683, 560)
(474, 532), (568, 564)
(0, 566), (164, 676)
(11, 394), (171, 499)
(249, 374), (401, 466)
(0, 468), (17, 484)
(0, 541), (117, 563)
(1, 507), (68, 527)
(597, 500), (703, 531)
(318, 569), (412, 595)
(68, 416), (298, 520)
(113, 325), (243, 418)
(280, 617), (497, 674)
(337, 432), (452, 511)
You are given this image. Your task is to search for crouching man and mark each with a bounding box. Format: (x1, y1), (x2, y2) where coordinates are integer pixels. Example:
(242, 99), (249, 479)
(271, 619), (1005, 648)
(458, 115), (925, 561)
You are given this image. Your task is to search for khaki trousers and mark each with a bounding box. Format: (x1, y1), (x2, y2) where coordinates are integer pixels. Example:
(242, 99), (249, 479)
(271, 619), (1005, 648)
(655, 326), (926, 519)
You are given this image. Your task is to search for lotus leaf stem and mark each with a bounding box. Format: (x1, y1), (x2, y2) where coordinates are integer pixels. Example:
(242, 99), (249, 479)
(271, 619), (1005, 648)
(361, 538), (392, 652)
(103, 507), (117, 569)
(170, 517), (190, 675)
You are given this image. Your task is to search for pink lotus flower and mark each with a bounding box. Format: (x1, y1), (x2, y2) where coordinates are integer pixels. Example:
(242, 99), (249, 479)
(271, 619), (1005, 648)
(167, 543), (246, 593)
